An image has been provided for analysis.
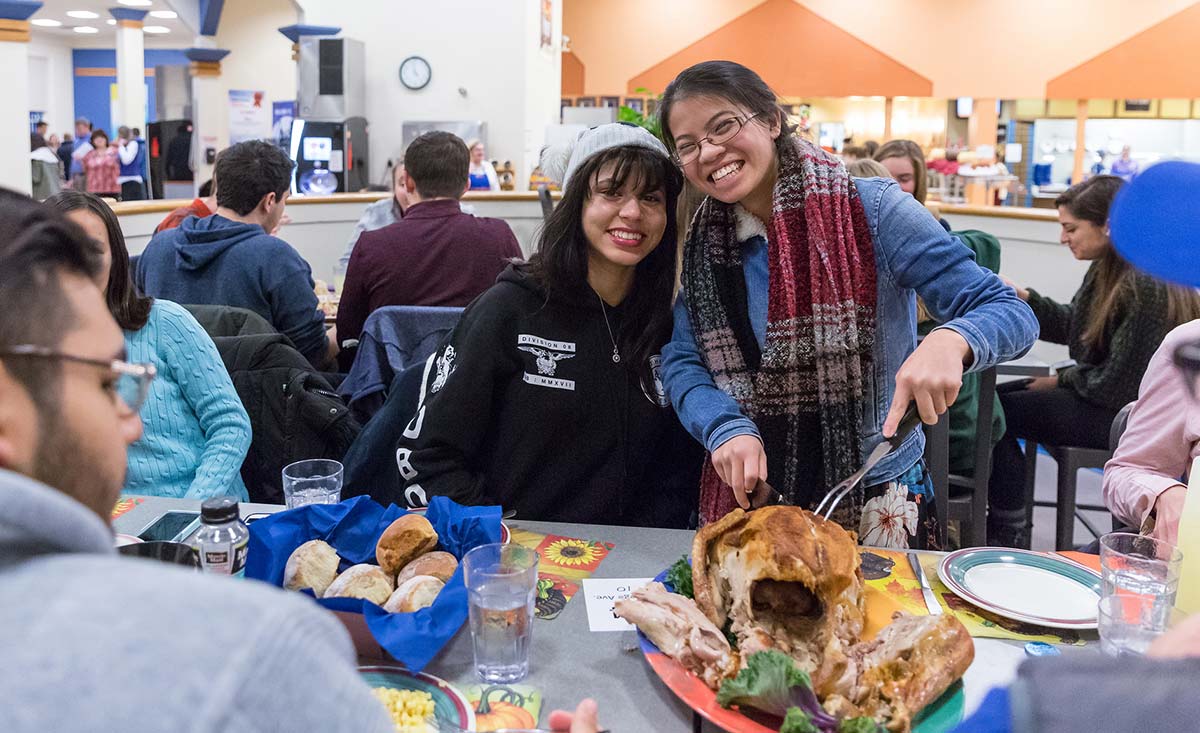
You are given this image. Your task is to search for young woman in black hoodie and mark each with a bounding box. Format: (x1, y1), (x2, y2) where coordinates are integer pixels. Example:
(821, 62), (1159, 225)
(396, 123), (701, 527)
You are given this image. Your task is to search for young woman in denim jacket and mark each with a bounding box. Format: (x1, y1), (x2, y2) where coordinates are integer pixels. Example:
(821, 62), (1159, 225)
(658, 61), (1038, 548)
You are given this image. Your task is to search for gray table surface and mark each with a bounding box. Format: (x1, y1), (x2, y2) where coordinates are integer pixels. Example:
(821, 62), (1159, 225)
(114, 496), (1097, 732)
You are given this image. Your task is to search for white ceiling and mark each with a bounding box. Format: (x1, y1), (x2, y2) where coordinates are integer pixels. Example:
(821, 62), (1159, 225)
(30, 0), (191, 47)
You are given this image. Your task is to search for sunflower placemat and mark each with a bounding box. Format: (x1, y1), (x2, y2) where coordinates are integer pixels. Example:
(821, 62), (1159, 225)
(110, 497), (143, 520)
(508, 528), (616, 620)
(860, 549), (1089, 646)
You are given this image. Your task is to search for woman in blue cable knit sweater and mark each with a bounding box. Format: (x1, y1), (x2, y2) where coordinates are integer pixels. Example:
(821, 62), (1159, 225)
(47, 191), (252, 499)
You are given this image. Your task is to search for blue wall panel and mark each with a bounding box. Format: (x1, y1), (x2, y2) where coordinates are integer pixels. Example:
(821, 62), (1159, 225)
(72, 49), (190, 133)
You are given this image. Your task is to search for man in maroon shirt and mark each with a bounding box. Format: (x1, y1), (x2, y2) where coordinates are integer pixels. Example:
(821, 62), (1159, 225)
(336, 132), (521, 340)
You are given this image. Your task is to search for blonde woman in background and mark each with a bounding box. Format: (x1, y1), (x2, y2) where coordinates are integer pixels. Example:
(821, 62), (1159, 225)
(467, 139), (500, 191)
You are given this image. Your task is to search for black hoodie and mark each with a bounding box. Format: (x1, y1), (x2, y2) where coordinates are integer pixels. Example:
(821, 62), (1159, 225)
(396, 264), (701, 527)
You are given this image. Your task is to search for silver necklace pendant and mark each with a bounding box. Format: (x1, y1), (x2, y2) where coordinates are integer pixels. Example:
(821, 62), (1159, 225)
(612, 349), (621, 363)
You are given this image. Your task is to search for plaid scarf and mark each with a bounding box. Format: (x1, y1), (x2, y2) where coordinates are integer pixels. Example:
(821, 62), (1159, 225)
(682, 137), (877, 525)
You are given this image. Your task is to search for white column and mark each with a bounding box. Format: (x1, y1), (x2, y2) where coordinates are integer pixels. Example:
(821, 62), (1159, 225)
(112, 11), (147, 132)
(185, 47), (230, 190)
(0, 19), (32, 194)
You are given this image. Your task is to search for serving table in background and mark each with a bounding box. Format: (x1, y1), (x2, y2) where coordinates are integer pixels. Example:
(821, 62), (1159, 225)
(114, 497), (1099, 732)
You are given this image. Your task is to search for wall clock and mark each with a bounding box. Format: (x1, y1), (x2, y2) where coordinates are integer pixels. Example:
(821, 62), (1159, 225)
(399, 55), (432, 90)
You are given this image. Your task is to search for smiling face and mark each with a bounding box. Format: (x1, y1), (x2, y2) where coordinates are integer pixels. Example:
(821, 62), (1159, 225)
(471, 144), (485, 164)
(582, 160), (668, 275)
(1057, 206), (1110, 260)
(667, 95), (780, 210)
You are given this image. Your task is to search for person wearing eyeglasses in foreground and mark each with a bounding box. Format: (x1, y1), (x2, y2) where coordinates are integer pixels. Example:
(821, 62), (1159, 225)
(0, 188), (602, 733)
(46, 190), (251, 501)
(657, 60), (1037, 545)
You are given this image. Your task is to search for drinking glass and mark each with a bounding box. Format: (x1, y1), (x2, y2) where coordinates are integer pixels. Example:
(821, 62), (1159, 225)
(281, 459), (343, 508)
(1099, 532), (1183, 602)
(463, 543), (539, 683)
(1098, 594), (1184, 656)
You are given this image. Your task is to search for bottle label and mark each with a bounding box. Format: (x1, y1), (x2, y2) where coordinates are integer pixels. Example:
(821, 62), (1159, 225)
(199, 535), (249, 577)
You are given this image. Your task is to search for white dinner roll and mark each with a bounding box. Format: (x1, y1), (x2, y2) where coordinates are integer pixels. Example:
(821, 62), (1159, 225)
(283, 539), (340, 598)
(383, 575), (445, 613)
(323, 563), (394, 605)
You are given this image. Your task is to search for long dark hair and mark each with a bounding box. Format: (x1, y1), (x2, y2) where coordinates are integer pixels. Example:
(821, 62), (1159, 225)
(44, 190), (152, 331)
(528, 145), (683, 377)
(1057, 175), (1200, 348)
(658, 60), (796, 160)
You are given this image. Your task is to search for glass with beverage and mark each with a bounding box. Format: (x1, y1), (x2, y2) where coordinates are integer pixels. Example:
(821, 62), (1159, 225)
(463, 543), (539, 683)
(281, 459), (343, 508)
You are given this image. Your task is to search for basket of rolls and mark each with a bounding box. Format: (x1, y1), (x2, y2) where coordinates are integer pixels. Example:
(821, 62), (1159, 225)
(245, 494), (502, 672)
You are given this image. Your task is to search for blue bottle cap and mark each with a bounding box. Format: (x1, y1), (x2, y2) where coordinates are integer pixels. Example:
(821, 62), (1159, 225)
(1024, 641), (1060, 657)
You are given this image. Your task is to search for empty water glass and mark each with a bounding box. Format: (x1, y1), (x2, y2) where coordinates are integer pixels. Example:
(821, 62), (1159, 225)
(1098, 594), (1184, 656)
(463, 543), (539, 683)
(282, 459), (343, 508)
(1099, 532), (1183, 602)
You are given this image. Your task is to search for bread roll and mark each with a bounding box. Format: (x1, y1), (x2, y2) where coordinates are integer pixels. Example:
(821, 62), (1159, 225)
(283, 539), (340, 597)
(323, 563), (394, 605)
(396, 551), (458, 586)
(383, 575), (445, 613)
(376, 514), (438, 578)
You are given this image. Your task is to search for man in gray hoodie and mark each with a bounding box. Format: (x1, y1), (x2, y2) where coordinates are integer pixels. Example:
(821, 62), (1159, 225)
(0, 189), (395, 731)
(0, 188), (601, 733)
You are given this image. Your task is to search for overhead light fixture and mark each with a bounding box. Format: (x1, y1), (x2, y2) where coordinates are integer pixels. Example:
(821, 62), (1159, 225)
(118, 0), (153, 5)
(107, 19), (116, 25)
(73, 25), (99, 33)
(31, 18), (63, 26)
(142, 25), (170, 34)
(149, 10), (177, 18)
(66, 10), (99, 19)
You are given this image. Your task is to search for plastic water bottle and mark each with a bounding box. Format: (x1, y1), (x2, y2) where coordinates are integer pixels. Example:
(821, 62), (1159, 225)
(193, 497), (250, 577)
(1173, 457), (1200, 613)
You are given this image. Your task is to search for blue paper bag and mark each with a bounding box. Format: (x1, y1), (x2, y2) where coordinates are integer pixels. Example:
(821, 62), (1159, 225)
(245, 495), (501, 671)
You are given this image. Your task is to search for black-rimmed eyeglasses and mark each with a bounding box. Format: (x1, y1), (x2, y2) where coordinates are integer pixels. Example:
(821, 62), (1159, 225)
(0, 344), (156, 413)
(672, 112), (764, 166)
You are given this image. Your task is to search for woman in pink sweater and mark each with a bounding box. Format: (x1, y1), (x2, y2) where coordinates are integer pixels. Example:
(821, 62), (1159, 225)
(1103, 319), (1200, 543)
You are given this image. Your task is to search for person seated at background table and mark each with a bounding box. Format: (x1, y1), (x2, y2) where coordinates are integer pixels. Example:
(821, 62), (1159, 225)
(396, 123), (701, 527)
(336, 132), (521, 341)
(991, 175), (1200, 547)
(0, 189), (603, 733)
(467, 139), (500, 191)
(82, 129), (120, 199)
(658, 61), (1036, 546)
(136, 140), (337, 370)
(46, 190), (251, 500)
(1102, 319), (1200, 544)
(339, 160), (410, 270)
(874, 138), (951, 231)
(154, 178), (216, 234)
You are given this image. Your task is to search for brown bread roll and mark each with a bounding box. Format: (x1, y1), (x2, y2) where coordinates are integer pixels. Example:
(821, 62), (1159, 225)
(376, 514), (438, 578)
(396, 551), (459, 586)
(383, 575), (445, 613)
(323, 563), (394, 605)
(283, 539), (340, 598)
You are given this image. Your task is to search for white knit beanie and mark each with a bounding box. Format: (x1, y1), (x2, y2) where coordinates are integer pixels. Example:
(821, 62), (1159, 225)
(539, 122), (670, 190)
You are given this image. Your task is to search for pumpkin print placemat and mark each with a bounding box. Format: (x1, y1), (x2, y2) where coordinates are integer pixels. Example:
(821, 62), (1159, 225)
(508, 528), (615, 620)
(463, 683), (542, 732)
(861, 549), (1090, 646)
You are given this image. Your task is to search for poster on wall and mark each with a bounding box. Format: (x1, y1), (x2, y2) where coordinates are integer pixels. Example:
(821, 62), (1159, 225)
(540, 0), (553, 49)
(272, 100), (296, 151)
(228, 90), (270, 144)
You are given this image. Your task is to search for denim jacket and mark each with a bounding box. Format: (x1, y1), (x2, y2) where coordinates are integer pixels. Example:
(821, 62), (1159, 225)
(662, 176), (1039, 487)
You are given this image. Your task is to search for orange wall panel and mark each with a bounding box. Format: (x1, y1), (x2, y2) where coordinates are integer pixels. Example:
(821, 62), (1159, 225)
(627, 0), (931, 97)
(1047, 3), (1200, 98)
(561, 51), (584, 96)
